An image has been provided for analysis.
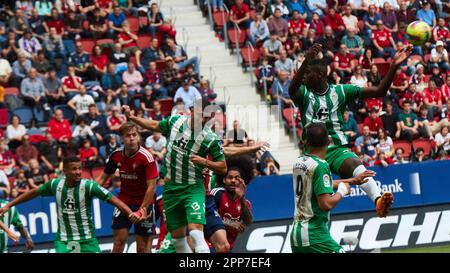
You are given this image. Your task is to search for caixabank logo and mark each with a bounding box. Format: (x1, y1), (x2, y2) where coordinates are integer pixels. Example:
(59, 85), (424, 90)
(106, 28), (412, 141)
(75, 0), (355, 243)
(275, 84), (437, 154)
(233, 204), (450, 253)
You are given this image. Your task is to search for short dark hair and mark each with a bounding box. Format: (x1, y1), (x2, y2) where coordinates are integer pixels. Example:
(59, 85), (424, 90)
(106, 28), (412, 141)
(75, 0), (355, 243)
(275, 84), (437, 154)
(215, 155), (256, 187)
(403, 100), (412, 106)
(63, 156), (81, 169)
(305, 123), (329, 148)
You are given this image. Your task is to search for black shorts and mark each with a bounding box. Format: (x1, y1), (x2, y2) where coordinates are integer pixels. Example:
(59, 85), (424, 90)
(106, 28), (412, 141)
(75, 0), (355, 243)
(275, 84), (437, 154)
(112, 204), (156, 236)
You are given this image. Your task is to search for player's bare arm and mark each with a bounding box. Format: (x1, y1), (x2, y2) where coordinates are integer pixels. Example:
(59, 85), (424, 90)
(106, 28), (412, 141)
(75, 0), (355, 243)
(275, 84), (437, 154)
(108, 195), (139, 224)
(122, 105), (162, 132)
(132, 178), (157, 223)
(332, 170), (376, 189)
(317, 182), (350, 212)
(223, 141), (270, 157)
(236, 178), (253, 226)
(0, 220), (19, 244)
(190, 155), (227, 175)
(288, 43), (322, 99)
(17, 224), (34, 250)
(362, 45), (413, 98)
(0, 189), (40, 217)
(97, 172), (113, 187)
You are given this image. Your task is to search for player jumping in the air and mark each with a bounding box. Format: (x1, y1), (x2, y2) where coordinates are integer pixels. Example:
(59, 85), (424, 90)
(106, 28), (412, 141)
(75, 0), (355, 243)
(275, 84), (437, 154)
(0, 200), (34, 253)
(97, 122), (159, 253)
(0, 157), (137, 253)
(288, 43), (414, 217)
(292, 123), (374, 253)
(122, 99), (227, 253)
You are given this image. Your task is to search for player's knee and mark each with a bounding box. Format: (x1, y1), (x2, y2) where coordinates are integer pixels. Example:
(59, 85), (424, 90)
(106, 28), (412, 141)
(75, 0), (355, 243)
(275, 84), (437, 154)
(340, 157), (362, 178)
(215, 241), (230, 253)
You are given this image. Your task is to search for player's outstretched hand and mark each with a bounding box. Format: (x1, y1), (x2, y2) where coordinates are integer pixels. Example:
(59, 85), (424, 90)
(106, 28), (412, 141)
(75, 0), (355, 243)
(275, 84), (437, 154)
(235, 178), (247, 200)
(350, 170), (376, 186)
(121, 105), (134, 119)
(256, 141), (270, 150)
(7, 230), (19, 245)
(0, 206), (8, 217)
(393, 44), (413, 66)
(128, 211), (140, 224)
(25, 238), (35, 251)
(305, 44), (322, 61)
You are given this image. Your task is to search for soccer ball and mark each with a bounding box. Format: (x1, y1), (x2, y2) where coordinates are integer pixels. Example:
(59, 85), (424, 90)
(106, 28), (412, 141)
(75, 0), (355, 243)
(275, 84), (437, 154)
(406, 21), (432, 46)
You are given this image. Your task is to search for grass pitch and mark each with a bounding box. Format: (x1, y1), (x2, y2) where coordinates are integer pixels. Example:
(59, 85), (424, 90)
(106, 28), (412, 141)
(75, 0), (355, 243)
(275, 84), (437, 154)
(382, 244), (450, 253)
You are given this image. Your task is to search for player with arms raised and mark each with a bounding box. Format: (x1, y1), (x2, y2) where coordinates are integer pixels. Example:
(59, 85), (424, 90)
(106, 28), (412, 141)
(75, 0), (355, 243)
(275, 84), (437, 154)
(0, 157), (137, 253)
(288, 44), (413, 217)
(122, 99), (227, 253)
(97, 122), (159, 253)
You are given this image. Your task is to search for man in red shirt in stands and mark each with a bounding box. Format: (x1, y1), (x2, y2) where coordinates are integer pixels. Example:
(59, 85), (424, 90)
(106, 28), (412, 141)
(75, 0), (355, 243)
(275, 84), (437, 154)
(364, 108), (384, 137)
(403, 83), (425, 113)
(288, 10), (308, 38)
(424, 79), (443, 120)
(61, 65), (83, 100)
(372, 20), (397, 59)
(47, 109), (72, 146)
(433, 18), (450, 47)
(229, 0), (250, 29)
(43, 8), (65, 35)
(117, 21), (142, 68)
(391, 67), (409, 99)
(324, 7), (345, 38)
(333, 44), (355, 79)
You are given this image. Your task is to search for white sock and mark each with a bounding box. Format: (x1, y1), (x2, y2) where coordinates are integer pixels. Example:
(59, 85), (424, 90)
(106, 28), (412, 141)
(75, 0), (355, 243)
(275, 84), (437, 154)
(353, 165), (381, 203)
(189, 230), (210, 253)
(172, 236), (193, 253)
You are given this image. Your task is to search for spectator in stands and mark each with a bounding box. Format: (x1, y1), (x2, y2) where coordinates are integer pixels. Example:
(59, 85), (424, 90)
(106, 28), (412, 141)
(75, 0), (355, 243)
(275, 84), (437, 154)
(164, 37), (200, 75)
(324, 7), (345, 38)
(226, 120), (250, 147)
(43, 27), (66, 67)
(417, 103), (434, 139)
(106, 105), (126, 134)
(65, 10), (84, 40)
(435, 125), (450, 153)
(83, 103), (107, 145)
(391, 67), (409, 98)
(301, 28), (317, 52)
(342, 27), (364, 57)
(9, 8), (29, 36)
(410, 64), (428, 93)
(69, 41), (94, 81)
(263, 33), (282, 62)
(380, 2), (398, 33)
(399, 100), (422, 141)
(430, 65), (444, 88)
(146, 61), (169, 98)
(309, 12), (324, 37)
(285, 34), (302, 58)
(145, 131), (167, 168)
(374, 151), (395, 167)
(32, 50), (51, 77)
(161, 56), (182, 96)
(36, 0), (53, 16)
(306, 0), (327, 18)
(249, 13), (270, 46)
(68, 85), (95, 117)
(396, 1), (415, 27)
(229, 0), (251, 29)
(20, 67), (49, 111)
(26, 158), (48, 188)
(424, 79), (443, 120)
(109, 43), (130, 73)
(61, 66), (81, 100)
(47, 109), (72, 146)
(122, 62), (143, 95)
(288, 10), (308, 39)
(342, 109), (359, 142)
(140, 38), (164, 72)
(381, 101), (402, 139)
(264, 156), (280, 175)
(394, 147), (409, 164)
(364, 108), (384, 137)
(118, 20), (142, 68)
(15, 134), (39, 171)
(333, 44), (355, 80)
(376, 128), (395, 158)
(101, 63), (122, 95)
(91, 45), (108, 80)
(173, 78), (202, 109)
(6, 115), (27, 151)
(117, 83), (133, 108)
(355, 125), (377, 154)
(148, 3), (164, 37)
(342, 4), (359, 32)
(416, 0), (436, 27)
(271, 0), (289, 18)
(149, 100), (166, 121)
(79, 138), (99, 176)
(140, 85), (157, 113)
(271, 70), (292, 109)
(361, 135), (377, 166)
(274, 49), (294, 77)
(18, 29), (42, 60)
(2, 34), (20, 65)
(0, 138), (16, 176)
(430, 40), (450, 72)
(256, 0), (271, 19)
(43, 8), (65, 35)
(258, 57), (274, 92)
(268, 8), (289, 43)
(413, 147), (429, 162)
(73, 116), (97, 147)
(105, 134), (118, 158)
(350, 65), (368, 87)
(433, 18), (450, 47)
(107, 4), (126, 37)
(0, 168), (10, 198)
(89, 8), (108, 40)
(101, 88), (120, 116)
(317, 26), (338, 59)
(12, 53), (32, 86)
(11, 169), (29, 198)
(372, 19), (397, 59)
(198, 79), (217, 103)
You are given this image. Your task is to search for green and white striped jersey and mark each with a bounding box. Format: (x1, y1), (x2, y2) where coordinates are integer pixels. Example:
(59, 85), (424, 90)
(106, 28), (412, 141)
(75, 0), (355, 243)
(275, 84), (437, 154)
(158, 115), (225, 189)
(292, 154), (334, 247)
(292, 84), (363, 146)
(0, 200), (22, 253)
(37, 178), (112, 242)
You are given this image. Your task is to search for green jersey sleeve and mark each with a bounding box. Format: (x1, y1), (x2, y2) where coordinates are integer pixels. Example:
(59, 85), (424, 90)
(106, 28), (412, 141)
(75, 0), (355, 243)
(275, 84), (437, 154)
(158, 115), (180, 136)
(37, 180), (55, 196)
(207, 139), (225, 161)
(292, 85), (306, 106)
(343, 84), (363, 104)
(10, 207), (22, 228)
(89, 181), (113, 202)
(312, 162), (334, 197)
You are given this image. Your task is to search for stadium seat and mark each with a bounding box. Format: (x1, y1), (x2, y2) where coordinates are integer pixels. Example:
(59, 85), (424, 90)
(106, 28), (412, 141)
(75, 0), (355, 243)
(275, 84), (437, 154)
(54, 105), (75, 123)
(137, 35), (152, 49)
(412, 139), (432, 156)
(357, 20), (365, 32)
(227, 28), (247, 49)
(357, 123), (364, 134)
(130, 56), (137, 66)
(80, 39), (96, 53)
(33, 108), (50, 127)
(28, 127), (43, 136)
(12, 107), (33, 127)
(213, 11), (228, 30)
(4, 87), (19, 96)
(127, 17), (140, 33)
(393, 140), (412, 158)
(282, 108), (294, 127)
(96, 38), (114, 47)
(424, 54), (431, 63)
(91, 167), (104, 180)
(0, 108), (8, 128)
(241, 46), (260, 68)
(159, 98), (174, 116)
(81, 168), (91, 179)
(8, 176), (14, 190)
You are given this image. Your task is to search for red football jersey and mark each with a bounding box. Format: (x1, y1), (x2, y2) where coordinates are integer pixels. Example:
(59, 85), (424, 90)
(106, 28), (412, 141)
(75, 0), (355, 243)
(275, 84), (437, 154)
(118, 32), (138, 48)
(105, 146), (159, 205)
(424, 88), (442, 104)
(288, 19), (308, 36)
(433, 26), (450, 42)
(372, 29), (392, 48)
(334, 53), (353, 68)
(212, 188), (252, 250)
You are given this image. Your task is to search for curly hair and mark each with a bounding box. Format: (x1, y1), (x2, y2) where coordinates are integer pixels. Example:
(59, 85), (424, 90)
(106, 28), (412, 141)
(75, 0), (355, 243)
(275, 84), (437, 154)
(215, 155), (256, 187)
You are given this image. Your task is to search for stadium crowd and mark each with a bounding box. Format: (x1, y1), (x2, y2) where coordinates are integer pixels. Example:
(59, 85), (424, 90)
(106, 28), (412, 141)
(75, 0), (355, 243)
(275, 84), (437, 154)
(0, 0), (283, 201)
(201, 0), (450, 167)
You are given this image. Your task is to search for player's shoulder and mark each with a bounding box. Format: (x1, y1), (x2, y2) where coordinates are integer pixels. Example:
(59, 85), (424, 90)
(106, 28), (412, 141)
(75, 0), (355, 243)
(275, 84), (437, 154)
(109, 147), (124, 158)
(137, 146), (156, 163)
(210, 187), (225, 196)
